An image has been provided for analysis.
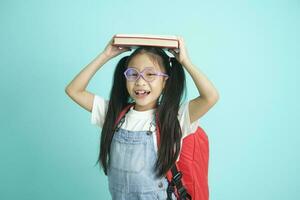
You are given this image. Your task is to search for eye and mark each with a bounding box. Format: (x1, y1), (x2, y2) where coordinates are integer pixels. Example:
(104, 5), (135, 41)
(146, 73), (156, 76)
(144, 68), (156, 76)
(126, 68), (138, 76)
(129, 72), (138, 76)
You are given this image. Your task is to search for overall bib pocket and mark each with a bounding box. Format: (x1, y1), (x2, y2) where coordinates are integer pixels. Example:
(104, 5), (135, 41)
(110, 136), (147, 173)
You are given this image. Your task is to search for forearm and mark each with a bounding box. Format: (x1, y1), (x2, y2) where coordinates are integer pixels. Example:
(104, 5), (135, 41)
(65, 52), (110, 93)
(182, 60), (219, 101)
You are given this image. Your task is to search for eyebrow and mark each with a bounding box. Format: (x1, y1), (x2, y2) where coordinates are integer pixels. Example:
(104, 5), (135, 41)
(129, 66), (155, 68)
(128, 66), (157, 70)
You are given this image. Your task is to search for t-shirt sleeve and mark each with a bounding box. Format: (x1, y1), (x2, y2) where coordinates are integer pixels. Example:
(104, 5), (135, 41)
(178, 101), (199, 138)
(91, 94), (109, 128)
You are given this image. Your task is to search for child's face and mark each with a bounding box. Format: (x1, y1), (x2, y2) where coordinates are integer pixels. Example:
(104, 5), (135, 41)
(126, 53), (168, 111)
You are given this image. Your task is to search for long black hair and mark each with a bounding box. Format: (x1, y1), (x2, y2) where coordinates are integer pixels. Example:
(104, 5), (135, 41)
(95, 46), (187, 178)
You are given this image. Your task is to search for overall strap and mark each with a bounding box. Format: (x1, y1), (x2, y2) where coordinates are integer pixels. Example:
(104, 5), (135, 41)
(115, 105), (191, 199)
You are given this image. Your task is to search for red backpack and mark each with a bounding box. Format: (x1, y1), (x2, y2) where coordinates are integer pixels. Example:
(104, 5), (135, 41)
(114, 103), (210, 200)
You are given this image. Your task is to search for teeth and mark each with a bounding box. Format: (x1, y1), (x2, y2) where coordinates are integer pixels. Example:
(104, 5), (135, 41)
(135, 90), (150, 95)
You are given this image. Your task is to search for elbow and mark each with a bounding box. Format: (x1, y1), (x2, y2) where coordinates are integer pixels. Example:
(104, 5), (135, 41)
(212, 90), (220, 101)
(65, 85), (73, 96)
(65, 86), (83, 98)
(214, 93), (220, 101)
(208, 93), (220, 104)
(65, 86), (70, 94)
(213, 94), (220, 103)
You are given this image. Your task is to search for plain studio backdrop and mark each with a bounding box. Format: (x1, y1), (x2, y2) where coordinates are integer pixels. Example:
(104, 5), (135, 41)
(0, 0), (299, 199)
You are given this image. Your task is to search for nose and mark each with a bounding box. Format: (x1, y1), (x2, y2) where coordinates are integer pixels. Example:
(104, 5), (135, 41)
(135, 74), (147, 85)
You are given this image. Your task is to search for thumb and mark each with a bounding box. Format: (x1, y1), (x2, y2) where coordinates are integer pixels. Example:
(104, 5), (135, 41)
(123, 47), (132, 52)
(118, 46), (131, 52)
(168, 49), (177, 56)
(167, 48), (173, 53)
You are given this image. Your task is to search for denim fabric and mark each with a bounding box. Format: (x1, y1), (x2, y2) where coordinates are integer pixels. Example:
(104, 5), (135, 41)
(107, 127), (176, 200)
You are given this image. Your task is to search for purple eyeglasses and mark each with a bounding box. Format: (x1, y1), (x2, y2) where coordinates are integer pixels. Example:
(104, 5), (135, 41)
(124, 67), (169, 82)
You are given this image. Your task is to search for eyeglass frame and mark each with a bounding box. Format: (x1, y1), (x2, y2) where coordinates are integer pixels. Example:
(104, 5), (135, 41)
(123, 67), (169, 82)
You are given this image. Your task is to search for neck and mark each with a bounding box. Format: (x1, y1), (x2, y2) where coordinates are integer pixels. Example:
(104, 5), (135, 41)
(133, 103), (158, 111)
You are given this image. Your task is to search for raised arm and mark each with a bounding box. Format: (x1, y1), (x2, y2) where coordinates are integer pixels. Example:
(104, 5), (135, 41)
(168, 36), (220, 124)
(65, 37), (131, 112)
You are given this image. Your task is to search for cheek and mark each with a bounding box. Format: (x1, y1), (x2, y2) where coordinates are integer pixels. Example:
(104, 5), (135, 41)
(126, 82), (133, 93)
(125, 82), (129, 92)
(152, 81), (165, 93)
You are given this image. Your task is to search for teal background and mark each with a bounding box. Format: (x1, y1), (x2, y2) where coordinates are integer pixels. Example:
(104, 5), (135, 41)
(1, 0), (299, 199)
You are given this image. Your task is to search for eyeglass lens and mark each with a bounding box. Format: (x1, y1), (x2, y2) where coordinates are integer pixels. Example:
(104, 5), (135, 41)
(125, 68), (157, 82)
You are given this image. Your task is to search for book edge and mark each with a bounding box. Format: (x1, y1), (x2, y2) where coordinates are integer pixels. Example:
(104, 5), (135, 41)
(113, 34), (178, 41)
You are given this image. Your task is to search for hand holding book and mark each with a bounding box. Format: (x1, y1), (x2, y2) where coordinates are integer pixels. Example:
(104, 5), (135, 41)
(112, 34), (191, 66)
(167, 36), (191, 66)
(102, 37), (132, 60)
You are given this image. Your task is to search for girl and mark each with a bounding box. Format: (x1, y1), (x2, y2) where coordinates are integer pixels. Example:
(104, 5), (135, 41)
(65, 35), (219, 200)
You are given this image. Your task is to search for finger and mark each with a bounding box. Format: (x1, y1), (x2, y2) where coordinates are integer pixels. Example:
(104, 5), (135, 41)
(168, 49), (177, 55)
(120, 47), (131, 52)
(178, 35), (184, 41)
(109, 37), (115, 44)
(173, 48), (180, 54)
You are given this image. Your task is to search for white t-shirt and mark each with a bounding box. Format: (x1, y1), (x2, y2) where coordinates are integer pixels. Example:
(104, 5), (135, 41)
(91, 95), (198, 161)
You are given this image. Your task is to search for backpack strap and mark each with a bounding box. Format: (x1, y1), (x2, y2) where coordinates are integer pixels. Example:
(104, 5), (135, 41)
(155, 112), (192, 200)
(114, 103), (135, 129)
(167, 164), (192, 200)
(155, 110), (161, 148)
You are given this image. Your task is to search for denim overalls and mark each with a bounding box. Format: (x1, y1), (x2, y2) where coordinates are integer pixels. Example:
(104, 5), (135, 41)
(107, 114), (176, 200)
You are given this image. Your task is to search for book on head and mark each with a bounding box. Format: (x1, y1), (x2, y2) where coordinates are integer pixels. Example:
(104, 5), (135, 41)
(112, 34), (179, 50)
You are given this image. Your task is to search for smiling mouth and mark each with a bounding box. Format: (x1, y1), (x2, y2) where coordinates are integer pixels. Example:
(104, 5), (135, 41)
(134, 90), (151, 97)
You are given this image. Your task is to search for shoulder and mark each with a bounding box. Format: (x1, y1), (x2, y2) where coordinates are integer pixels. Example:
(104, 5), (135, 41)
(91, 94), (109, 128)
(178, 101), (188, 116)
(93, 94), (109, 111)
(94, 94), (109, 106)
(177, 101), (198, 138)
